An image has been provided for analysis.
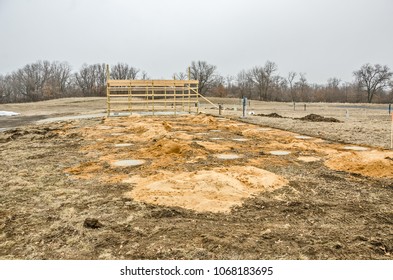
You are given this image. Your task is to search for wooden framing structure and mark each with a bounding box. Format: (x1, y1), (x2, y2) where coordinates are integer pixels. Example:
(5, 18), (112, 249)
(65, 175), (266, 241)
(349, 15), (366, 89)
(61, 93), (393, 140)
(106, 79), (200, 116)
(105, 65), (218, 116)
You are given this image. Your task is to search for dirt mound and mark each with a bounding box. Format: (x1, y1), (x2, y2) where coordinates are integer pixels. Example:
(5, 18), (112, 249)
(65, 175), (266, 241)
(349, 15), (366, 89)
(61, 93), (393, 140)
(256, 113), (284, 118)
(143, 138), (195, 156)
(124, 166), (288, 213)
(325, 150), (393, 178)
(190, 114), (217, 124)
(298, 114), (341, 123)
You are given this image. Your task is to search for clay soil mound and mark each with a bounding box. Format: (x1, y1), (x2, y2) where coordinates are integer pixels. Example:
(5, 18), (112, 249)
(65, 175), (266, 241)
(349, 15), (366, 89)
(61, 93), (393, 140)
(256, 113), (284, 118)
(298, 114), (341, 123)
(325, 150), (393, 178)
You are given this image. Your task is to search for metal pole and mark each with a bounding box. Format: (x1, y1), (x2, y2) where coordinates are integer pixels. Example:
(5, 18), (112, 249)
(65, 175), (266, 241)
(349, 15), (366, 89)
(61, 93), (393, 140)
(242, 97), (247, 118)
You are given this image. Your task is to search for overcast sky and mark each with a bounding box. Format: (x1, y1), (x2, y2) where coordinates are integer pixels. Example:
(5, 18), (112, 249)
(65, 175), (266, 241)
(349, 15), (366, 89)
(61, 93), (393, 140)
(0, 0), (392, 84)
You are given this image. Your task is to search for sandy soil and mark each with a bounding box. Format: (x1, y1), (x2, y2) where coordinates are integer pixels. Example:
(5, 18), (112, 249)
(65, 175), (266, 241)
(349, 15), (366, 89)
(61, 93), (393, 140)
(1, 108), (393, 260)
(1, 97), (392, 149)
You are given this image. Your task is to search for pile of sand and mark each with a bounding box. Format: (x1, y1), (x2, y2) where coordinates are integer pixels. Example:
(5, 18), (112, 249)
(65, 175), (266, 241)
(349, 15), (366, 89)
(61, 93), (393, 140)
(325, 150), (393, 178)
(124, 166), (288, 213)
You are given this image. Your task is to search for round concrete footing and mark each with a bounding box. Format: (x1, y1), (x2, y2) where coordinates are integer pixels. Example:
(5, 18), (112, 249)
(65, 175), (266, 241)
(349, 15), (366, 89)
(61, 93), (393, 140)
(114, 143), (133, 147)
(270, 150), (291, 156)
(113, 159), (145, 167)
(215, 154), (241, 160)
(232, 138), (248, 142)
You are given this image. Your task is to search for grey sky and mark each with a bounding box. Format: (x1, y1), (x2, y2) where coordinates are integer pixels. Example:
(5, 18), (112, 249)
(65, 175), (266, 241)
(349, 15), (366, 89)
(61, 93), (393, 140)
(0, 0), (392, 84)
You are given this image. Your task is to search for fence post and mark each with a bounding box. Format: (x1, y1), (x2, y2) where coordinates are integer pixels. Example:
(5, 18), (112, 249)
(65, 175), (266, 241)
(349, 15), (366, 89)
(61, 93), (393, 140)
(242, 97), (247, 118)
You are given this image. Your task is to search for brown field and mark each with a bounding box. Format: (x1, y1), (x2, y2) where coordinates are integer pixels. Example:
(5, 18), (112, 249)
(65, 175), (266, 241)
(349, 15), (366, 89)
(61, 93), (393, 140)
(0, 97), (392, 259)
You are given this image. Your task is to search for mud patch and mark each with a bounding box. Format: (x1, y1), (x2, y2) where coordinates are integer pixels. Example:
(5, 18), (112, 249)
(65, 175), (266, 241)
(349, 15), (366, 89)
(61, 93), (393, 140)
(124, 166), (288, 213)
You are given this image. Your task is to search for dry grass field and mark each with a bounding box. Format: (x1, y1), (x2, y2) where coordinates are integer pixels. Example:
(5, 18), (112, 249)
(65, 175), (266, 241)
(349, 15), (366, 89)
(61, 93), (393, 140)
(0, 97), (392, 259)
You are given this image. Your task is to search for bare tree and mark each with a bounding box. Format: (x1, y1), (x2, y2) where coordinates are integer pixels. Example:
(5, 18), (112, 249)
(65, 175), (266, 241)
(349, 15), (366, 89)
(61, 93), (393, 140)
(189, 61), (217, 95)
(10, 61), (54, 101)
(250, 61), (278, 101)
(271, 76), (287, 101)
(111, 63), (139, 80)
(287, 71), (297, 102)
(0, 75), (10, 103)
(353, 63), (393, 103)
(325, 77), (341, 102)
(140, 71), (150, 80)
(296, 73), (309, 102)
(263, 61), (278, 100)
(225, 75), (236, 97)
(48, 61), (72, 97)
(174, 72), (188, 80)
(236, 70), (253, 99)
(250, 66), (265, 100)
(210, 75), (228, 97)
(74, 63), (106, 96)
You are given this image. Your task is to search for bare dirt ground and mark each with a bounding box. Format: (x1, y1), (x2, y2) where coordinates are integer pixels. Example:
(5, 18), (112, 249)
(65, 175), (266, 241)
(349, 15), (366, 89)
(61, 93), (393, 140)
(0, 98), (393, 260)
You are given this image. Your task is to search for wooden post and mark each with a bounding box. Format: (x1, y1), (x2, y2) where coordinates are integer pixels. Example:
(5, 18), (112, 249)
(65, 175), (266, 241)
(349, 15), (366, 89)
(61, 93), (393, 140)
(106, 64), (110, 117)
(174, 81), (177, 116)
(106, 64), (110, 81)
(391, 112), (393, 149)
(182, 86), (185, 112)
(196, 84), (199, 114)
(164, 86), (167, 109)
(106, 81), (110, 117)
(145, 85), (148, 109)
(128, 83), (131, 113)
(188, 82), (191, 113)
(152, 83), (155, 115)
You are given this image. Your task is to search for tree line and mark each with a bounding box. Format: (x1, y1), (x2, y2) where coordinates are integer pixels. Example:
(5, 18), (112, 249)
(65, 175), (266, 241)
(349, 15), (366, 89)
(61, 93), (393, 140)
(0, 60), (392, 104)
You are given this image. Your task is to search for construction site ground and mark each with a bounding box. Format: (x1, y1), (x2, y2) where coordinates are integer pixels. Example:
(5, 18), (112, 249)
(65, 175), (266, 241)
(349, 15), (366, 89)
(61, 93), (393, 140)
(0, 97), (392, 259)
